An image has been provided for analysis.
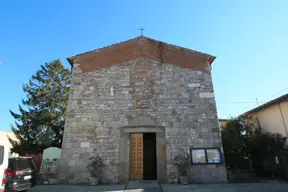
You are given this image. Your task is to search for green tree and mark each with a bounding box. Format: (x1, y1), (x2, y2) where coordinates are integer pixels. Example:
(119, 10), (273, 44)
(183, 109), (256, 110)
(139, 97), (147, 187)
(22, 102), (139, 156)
(9, 59), (71, 154)
(221, 117), (247, 154)
(8, 106), (39, 155)
(221, 116), (287, 174)
(247, 127), (287, 175)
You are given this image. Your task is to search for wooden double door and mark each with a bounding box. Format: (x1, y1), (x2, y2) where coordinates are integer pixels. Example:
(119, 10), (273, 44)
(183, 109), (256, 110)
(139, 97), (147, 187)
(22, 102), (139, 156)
(129, 133), (157, 180)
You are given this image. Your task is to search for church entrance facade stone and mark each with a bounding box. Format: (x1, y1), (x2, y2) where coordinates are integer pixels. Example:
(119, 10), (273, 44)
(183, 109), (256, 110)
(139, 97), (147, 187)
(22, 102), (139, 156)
(58, 36), (228, 184)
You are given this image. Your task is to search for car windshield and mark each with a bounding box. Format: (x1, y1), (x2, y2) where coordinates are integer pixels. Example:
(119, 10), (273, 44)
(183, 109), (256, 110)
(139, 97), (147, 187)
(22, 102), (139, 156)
(17, 159), (31, 170)
(9, 158), (36, 170)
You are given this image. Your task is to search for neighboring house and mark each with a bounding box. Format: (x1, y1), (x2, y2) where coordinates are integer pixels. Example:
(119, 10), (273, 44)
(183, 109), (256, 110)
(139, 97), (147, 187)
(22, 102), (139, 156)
(219, 119), (229, 130)
(0, 131), (19, 157)
(242, 93), (288, 137)
(59, 36), (227, 184)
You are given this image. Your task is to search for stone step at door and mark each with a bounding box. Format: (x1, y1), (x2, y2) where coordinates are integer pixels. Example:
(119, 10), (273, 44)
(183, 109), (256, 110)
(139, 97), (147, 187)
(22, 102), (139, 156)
(125, 180), (163, 192)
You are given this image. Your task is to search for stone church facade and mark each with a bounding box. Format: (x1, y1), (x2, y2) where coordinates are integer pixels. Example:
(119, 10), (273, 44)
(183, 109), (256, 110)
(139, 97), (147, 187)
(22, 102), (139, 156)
(58, 36), (227, 184)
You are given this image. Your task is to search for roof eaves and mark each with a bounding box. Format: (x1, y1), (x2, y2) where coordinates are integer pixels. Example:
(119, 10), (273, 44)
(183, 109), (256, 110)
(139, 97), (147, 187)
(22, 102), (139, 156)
(146, 36), (216, 64)
(66, 35), (216, 66)
(66, 36), (141, 66)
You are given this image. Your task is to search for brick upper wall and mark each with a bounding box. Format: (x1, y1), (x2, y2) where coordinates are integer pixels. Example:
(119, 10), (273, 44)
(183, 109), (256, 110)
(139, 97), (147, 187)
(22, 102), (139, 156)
(67, 36), (216, 73)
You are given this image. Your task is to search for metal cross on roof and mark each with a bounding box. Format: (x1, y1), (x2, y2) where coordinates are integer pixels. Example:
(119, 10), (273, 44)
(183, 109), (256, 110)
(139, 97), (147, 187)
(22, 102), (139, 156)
(138, 27), (145, 36)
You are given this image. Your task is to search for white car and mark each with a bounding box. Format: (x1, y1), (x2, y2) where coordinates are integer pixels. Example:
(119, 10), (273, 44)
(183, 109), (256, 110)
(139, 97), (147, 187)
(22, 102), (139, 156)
(0, 142), (9, 192)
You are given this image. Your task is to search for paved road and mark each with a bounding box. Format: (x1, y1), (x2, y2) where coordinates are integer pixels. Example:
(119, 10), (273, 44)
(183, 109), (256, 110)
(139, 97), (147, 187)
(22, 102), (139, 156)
(162, 182), (288, 192)
(28, 184), (127, 192)
(28, 182), (288, 192)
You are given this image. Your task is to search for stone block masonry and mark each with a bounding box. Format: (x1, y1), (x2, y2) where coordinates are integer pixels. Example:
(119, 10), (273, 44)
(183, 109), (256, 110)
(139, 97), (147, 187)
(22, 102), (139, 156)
(59, 36), (227, 184)
(58, 57), (227, 184)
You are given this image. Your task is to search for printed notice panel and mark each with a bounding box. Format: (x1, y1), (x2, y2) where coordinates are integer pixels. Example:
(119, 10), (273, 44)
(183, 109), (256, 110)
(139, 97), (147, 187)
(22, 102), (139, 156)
(190, 148), (222, 164)
(206, 149), (221, 163)
(191, 149), (206, 163)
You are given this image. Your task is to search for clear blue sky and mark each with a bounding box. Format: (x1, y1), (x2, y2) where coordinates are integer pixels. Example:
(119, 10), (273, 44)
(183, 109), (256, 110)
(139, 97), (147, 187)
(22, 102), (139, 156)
(1, 0), (288, 132)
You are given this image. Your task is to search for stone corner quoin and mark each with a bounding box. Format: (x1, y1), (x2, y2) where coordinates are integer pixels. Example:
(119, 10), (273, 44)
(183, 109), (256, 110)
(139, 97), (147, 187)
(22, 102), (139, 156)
(58, 36), (227, 184)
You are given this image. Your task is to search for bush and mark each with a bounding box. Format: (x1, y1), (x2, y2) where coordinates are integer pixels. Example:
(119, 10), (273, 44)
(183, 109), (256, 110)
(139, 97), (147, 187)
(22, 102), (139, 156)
(86, 156), (105, 177)
(221, 117), (288, 178)
(173, 153), (190, 176)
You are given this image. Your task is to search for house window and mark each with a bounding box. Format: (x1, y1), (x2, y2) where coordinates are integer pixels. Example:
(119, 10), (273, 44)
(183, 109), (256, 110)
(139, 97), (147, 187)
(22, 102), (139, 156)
(190, 148), (222, 164)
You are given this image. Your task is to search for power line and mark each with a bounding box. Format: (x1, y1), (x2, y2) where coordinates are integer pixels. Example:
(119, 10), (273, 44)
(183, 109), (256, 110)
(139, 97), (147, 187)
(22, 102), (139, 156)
(271, 87), (288, 97)
(215, 87), (288, 107)
(217, 87), (288, 105)
(216, 101), (265, 104)
(217, 102), (256, 104)
(244, 87), (288, 106)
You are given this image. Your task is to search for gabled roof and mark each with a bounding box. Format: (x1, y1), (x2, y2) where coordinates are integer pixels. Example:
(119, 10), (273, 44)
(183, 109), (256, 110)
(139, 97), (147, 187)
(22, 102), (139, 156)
(242, 93), (288, 115)
(67, 36), (215, 64)
(67, 36), (216, 73)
